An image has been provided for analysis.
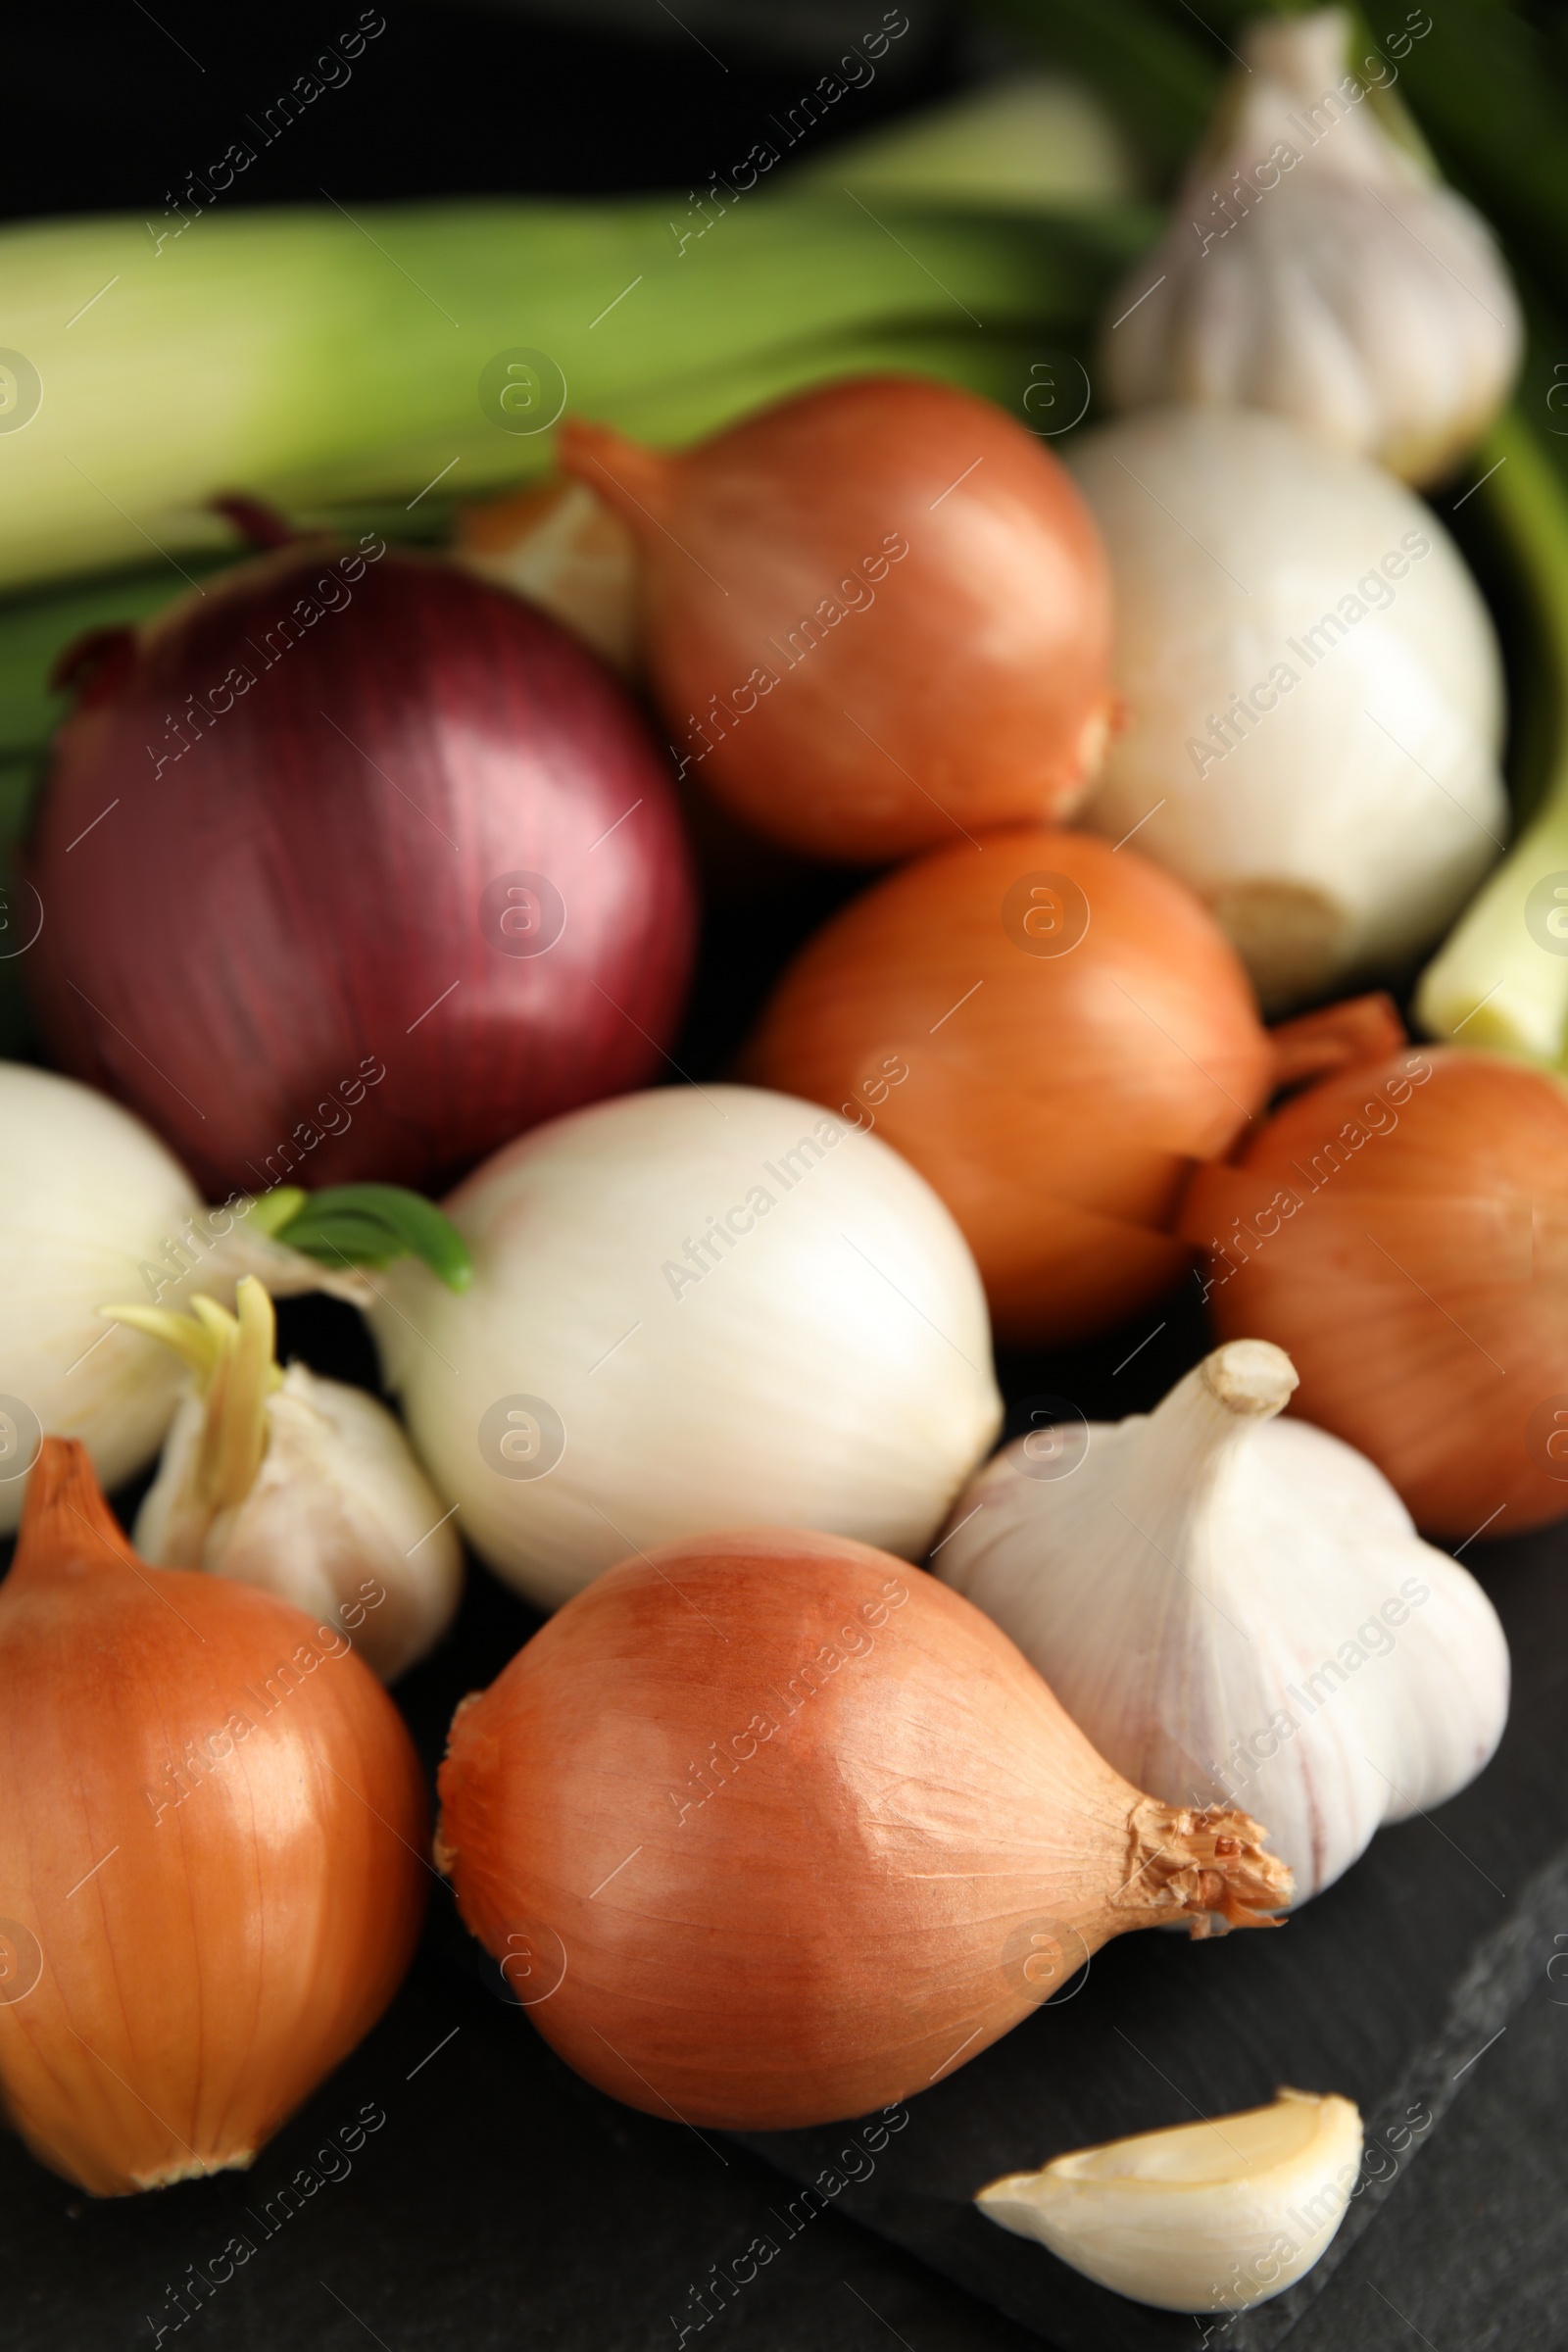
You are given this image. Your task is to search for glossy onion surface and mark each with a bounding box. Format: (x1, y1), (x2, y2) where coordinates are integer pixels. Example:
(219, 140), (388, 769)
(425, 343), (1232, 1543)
(25, 544), (695, 1195)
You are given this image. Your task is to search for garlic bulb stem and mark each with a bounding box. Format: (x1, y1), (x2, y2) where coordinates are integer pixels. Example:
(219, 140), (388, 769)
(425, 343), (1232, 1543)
(937, 1340), (1509, 1904)
(977, 2088), (1363, 2311)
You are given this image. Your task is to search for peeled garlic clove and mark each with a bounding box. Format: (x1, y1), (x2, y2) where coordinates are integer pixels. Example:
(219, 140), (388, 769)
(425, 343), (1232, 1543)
(936, 1340), (1509, 1903)
(1100, 9), (1521, 485)
(977, 2087), (1362, 2311)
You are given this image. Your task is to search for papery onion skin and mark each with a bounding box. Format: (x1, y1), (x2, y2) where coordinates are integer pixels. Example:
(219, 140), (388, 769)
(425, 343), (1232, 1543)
(1066, 408), (1506, 1009)
(0, 1062), (197, 1527)
(368, 1084), (1002, 1609)
(435, 1528), (1292, 2131)
(24, 542), (695, 1197)
(558, 375), (1115, 862)
(454, 479), (640, 674)
(741, 828), (1272, 1345)
(0, 1441), (427, 2195)
(0, 1061), (379, 1533)
(1180, 1047), (1568, 1537)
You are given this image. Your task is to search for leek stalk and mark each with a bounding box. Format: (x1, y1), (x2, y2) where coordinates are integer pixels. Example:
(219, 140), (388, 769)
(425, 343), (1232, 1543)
(1413, 410), (1568, 1061)
(0, 193), (1152, 596)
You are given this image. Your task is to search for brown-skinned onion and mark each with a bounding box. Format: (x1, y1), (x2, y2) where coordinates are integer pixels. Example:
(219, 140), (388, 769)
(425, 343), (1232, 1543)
(435, 1528), (1290, 2131)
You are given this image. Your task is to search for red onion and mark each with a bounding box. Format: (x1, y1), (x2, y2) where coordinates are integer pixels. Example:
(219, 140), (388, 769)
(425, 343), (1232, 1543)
(24, 538), (695, 1196)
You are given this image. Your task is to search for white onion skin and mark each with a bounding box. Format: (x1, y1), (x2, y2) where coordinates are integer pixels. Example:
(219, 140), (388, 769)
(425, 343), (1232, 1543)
(369, 1086), (1004, 1610)
(0, 1062), (196, 1528)
(1067, 409), (1506, 1007)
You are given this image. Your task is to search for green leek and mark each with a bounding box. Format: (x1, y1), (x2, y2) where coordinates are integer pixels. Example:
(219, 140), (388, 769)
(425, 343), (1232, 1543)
(0, 192), (1152, 597)
(1414, 410), (1568, 1061)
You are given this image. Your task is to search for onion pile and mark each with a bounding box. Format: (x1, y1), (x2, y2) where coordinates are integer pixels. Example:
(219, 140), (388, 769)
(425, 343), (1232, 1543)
(741, 826), (1272, 1343)
(0, 1441), (426, 2194)
(435, 1528), (1291, 2129)
(1181, 1043), (1568, 1537)
(24, 538), (695, 1197)
(559, 374), (1115, 862)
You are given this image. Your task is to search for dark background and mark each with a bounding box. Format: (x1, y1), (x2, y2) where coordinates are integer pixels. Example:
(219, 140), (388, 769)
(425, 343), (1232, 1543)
(6, 5), (1568, 2347)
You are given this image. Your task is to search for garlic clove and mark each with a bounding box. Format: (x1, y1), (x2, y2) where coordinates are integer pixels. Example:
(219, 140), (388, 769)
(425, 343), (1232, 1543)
(977, 2087), (1362, 2311)
(1101, 9), (1521, 485)
(936, 1340), (1509, 1904)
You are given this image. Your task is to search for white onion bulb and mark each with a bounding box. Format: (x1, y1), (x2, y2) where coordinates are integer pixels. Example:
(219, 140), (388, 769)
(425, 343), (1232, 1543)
(0, 1063), (199, 1526)
(0, 1061), (366, 1530)
(1067, 407), (1507, 1007)
(369, 1086), (1003, 1610)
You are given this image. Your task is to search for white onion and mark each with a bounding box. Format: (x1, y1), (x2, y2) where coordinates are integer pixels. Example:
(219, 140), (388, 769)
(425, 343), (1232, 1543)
(0, 1061), (366, 1529)
(0, 1064), (197, 1525)
(368, 1085), (1002, 1610)
(1067, 407), (1507, 1008)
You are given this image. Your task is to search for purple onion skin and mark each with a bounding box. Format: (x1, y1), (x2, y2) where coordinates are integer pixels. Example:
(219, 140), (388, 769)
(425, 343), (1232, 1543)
(24, 543), (696, 1197)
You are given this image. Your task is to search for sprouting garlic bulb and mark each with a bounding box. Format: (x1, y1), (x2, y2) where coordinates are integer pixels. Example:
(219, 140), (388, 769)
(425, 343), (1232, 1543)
(1100, 10), (1520, 485)
(936, 1341), (1508, 1904)
(978, 2088), (1362, 2312)
(110, 1279), (461, 1682)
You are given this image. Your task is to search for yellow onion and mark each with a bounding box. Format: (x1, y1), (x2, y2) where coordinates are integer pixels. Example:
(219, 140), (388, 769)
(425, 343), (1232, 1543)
(436, 1528), (1291, 2130)
(1181, 1043), (1568, 1538)
(0, 1441), (426, 2194)
(741, 828), (1271, 1344)
(558, 375), (1115, 863)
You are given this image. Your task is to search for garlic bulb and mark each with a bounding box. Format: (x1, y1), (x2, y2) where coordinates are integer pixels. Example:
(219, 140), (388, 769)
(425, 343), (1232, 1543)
(1067, 407), (1506, 1007)
(0, 1061), (369, 1532)
(978, 2088), (1362, 2312)
(369, 1085), (1003, 1611)
(1099, 10), (1521, 486)
(110, 1279), (461, 1682)
(936, 1341), (1508, 1904)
